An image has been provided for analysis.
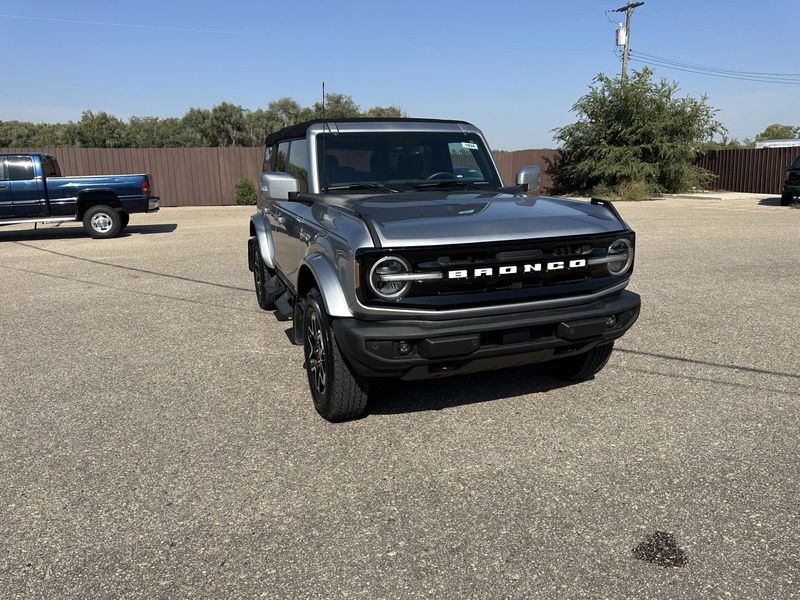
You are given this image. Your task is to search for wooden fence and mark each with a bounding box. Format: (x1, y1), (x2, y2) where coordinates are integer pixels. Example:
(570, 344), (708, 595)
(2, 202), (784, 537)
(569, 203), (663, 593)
(695, 147), (799, 195)
(0, 146), (559, 206)
(0, 147), (264, 207)
(2, 146), (795, 205)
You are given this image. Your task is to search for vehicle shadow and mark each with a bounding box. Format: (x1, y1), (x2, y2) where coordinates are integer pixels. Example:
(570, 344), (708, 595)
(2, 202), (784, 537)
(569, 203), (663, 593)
(368, 365), (576, 415)
(758, 197), (784, 207)
(0, 223), (177, 241)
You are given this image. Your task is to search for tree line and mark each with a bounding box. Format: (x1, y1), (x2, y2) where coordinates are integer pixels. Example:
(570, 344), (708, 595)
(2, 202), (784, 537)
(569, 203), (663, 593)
(0, 94), (405, 148)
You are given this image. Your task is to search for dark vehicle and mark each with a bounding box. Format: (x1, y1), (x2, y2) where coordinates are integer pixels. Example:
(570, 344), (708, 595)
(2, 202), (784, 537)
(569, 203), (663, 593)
(782, 154), (800, 205)
(0, 153), (159, 238)
(248, 118), (641, 421)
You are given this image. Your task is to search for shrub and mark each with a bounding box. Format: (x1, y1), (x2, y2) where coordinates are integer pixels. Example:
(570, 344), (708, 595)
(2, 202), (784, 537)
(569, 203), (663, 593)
(234, 178), (257, 205)
(591, 180), (652, 202)
(553, 68), (724, 195)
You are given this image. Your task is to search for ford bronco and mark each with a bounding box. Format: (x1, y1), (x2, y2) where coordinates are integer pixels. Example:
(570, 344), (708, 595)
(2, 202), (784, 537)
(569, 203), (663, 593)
(248, 118), (640, 421)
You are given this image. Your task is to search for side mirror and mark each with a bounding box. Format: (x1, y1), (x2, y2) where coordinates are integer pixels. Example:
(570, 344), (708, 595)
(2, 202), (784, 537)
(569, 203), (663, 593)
(260, 172), (299, 202)
(516, 165), (541, 193)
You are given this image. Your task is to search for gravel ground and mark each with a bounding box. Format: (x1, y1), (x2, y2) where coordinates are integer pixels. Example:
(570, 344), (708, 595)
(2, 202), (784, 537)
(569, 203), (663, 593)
(0, 196), (798, 599)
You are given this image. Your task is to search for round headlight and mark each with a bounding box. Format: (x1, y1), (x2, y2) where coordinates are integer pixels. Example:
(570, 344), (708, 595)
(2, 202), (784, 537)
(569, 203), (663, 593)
(368, 256), (412, 300)
(607, 238), (633, 276)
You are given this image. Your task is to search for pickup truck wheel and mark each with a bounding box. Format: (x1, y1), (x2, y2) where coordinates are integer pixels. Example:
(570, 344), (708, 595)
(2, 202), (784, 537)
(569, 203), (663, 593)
(119, 212), (130, 231)
(781, 191), (794, 206)
(83, 205), (122, 239)
(253, 248), (277, 310)
(548, 342), (614, 381)
(304, 289), (369, 422)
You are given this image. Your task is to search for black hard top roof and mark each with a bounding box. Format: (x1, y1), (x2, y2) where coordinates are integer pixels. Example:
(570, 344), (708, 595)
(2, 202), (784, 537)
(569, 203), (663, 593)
(264, 117), (472, 147)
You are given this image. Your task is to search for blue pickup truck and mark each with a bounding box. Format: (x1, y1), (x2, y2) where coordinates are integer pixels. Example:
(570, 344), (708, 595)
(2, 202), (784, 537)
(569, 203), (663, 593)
(0, 153), (159, 238)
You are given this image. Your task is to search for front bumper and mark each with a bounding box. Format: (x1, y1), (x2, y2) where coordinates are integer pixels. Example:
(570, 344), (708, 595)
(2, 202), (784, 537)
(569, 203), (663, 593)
(333, 290), (641, 380)
(147, 197), (160, 212)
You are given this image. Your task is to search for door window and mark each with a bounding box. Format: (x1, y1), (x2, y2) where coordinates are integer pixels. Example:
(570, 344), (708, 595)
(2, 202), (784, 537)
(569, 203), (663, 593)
(287, 140), (309, 192)
(0, 158), (7, 180)
(275, 142), (290, 172)
(7, 156), (35, 181)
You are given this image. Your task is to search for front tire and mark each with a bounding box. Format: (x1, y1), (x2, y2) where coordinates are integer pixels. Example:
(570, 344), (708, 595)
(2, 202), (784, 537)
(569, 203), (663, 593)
(252, 243), (277, 311)
(303, 289), (369, 422)
(83, 205), (122, 239)
(548, 342), (614, 381)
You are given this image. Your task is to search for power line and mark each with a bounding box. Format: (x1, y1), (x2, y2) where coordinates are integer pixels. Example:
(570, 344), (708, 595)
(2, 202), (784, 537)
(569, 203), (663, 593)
(632, 51), (800, 79)
(629, 52), (800, 85)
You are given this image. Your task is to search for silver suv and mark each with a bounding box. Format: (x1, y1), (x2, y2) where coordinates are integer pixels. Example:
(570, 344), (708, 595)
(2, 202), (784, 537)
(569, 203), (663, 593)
(248, 118), (640, 421)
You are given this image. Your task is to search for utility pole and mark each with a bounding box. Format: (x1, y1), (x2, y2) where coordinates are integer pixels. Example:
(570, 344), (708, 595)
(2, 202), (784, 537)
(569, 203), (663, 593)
(613, 1), (644, 81)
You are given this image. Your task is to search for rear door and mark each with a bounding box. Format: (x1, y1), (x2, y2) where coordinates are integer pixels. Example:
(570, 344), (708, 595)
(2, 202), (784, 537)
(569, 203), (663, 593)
(7, 155), (47, 218)
(0, 157), (11, 218)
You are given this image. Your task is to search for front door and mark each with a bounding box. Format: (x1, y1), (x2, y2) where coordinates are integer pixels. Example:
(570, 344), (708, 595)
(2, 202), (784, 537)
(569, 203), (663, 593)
(0, 158), (11, 219)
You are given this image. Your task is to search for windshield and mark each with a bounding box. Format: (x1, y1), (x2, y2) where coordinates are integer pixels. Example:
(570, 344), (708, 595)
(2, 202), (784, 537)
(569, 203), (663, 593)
(316, 131), (501, 192)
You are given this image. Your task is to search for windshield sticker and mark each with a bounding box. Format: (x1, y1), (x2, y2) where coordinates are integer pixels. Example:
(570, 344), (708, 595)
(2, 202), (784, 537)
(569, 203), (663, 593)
(461, 142), (479, 150)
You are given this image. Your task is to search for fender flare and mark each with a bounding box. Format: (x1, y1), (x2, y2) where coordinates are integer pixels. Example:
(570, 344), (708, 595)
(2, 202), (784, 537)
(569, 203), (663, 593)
(250, 211), (275, 270)
(303, 253), (353, 318)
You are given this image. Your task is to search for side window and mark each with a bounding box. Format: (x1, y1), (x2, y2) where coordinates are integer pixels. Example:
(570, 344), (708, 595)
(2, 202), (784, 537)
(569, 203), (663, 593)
(42, 157), (61, 178)
(0, 158), (7, 181)
(287, 140), (309, 192)
(262, 146), (273, 173)
(275, 142), (290, 172)
(7, 156), (35, 181)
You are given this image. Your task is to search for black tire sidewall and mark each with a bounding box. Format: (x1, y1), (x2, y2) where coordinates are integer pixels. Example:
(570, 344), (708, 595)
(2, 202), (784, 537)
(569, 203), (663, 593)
(303, 290), (335, 414)
(83, 205), (122, 239)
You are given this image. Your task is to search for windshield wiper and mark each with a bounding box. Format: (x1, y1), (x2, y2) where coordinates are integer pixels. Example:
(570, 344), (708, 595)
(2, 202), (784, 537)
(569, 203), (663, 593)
(325, 183), (399, 193)
(413, 180), (490, 190)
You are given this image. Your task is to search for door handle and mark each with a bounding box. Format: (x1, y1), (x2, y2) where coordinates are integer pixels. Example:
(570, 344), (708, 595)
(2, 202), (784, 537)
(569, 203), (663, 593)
(276, 216), (285, 225)
(0, 185), (8, 190)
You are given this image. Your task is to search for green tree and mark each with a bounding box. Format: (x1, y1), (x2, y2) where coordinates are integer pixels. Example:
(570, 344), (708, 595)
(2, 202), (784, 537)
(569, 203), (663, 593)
(553, 68), (725, 194)
(755, 123), (799, 140)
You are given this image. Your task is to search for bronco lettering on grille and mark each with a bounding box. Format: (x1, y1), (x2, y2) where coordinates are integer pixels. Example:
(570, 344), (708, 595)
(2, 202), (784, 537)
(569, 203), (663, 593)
(447, 259), (587, 279)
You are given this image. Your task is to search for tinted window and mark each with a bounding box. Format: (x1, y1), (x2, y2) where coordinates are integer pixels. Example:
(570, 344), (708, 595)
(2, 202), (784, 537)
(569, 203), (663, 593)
(275, 142), (290, 172)
(287, 140), (309, 192)
(7, 156), (34, 181)
(42, 157), (61, 177)
(263, 146), (272, 173)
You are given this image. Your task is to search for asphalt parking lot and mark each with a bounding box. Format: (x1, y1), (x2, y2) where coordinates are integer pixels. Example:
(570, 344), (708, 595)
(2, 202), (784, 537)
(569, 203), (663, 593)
(1, 197), (798, 598)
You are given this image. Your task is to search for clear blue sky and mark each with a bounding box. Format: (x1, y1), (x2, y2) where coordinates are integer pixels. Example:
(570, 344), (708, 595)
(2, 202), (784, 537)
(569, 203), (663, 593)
(1, 0), (797, 149)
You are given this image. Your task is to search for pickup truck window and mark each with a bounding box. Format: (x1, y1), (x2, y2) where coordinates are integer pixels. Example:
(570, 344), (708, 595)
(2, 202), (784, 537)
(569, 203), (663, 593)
(288, 140), (309, 192)
(42, 157), (61, 178)
(7, 156), (34, 181)
(318, 131), (501, 192)
(0, 159), (7, 180)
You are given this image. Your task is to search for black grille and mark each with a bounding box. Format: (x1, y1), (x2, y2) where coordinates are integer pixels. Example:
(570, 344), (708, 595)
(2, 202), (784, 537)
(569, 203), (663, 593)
(358, 232), (634, 310)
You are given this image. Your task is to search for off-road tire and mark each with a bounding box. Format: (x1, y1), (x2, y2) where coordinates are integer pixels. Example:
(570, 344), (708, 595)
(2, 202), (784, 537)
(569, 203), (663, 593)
(252, 243), (277, 311)
(119, 212), (130, 231)
(549, 342), (614, 381)
(82, 205), (122, 239)
(303, 288), (369, 422)
(781, 191), (794, 206)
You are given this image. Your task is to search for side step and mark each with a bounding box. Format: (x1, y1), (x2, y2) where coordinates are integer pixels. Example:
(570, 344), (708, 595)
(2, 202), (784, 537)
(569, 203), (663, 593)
(0, 216), (76, 226)
(274, 291), (294, 321)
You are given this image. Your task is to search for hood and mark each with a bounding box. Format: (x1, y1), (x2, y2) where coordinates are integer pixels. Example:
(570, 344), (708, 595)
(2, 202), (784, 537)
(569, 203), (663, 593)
(344, 190), (626, 247)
